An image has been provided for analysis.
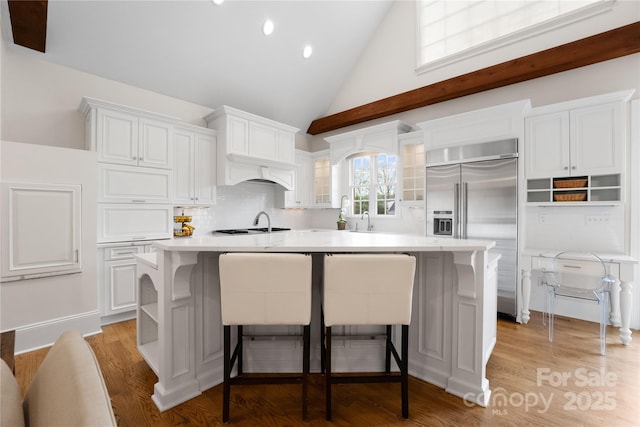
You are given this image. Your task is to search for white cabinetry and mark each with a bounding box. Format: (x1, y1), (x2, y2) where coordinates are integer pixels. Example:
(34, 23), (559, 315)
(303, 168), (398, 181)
(279, 150), (332, 208)
(173, 125), (217, 206)
(525, 91), (633, 179)
(81, 100), (174, 170)
(399, 131), (425, 204)
(281, 150), (311, 208)
(205, 106), (298, 189)
(98, 163), (172, 203)
(99, 243), (156, 324)
(98, 204), (172, 243)
(81, 97), (216, 326)
(312, 151), (332, 207)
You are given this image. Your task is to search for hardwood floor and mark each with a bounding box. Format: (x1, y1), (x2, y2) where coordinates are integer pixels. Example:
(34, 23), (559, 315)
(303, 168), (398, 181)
(14, 312), (640, 426)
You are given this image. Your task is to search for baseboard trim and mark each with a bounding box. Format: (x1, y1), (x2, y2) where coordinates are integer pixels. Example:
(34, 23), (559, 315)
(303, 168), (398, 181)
(14, 310), (102, 354)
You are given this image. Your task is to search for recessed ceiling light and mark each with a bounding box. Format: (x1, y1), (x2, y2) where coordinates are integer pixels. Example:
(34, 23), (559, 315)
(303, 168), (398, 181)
(302, 45), (313, 59)
(263, 19), (274, 36)
(211, 0), (224, 5)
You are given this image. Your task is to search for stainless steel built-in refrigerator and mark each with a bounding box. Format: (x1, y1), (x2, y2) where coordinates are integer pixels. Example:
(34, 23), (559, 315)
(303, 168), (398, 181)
(425, 139), (518, 319)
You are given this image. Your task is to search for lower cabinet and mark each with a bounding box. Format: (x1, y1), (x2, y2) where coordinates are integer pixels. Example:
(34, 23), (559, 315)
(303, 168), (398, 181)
(98, 242), (156, 324)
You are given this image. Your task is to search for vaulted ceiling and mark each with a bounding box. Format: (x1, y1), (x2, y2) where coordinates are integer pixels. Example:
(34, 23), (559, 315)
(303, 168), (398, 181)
(1, 0), (392, 132)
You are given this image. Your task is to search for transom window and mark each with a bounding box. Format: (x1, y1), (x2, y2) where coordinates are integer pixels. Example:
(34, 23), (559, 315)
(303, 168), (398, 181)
(350, 153), (397, 217)
(417, 0), (608, 71)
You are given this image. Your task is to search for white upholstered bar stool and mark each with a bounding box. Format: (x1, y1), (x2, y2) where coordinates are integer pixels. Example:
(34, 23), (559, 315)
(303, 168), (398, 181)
(218, 252), (312, 423)
(321, 253), (416, 421)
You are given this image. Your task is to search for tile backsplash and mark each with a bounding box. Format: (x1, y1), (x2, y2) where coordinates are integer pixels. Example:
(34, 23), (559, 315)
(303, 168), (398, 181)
(174, 181), (426, 236)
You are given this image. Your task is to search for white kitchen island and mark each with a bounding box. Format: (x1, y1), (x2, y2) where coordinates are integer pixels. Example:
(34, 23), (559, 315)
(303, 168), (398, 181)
(135, 230), (498, 411)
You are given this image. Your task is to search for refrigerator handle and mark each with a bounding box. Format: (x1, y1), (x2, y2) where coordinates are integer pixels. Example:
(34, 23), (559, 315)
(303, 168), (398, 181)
(462, 182), (468, 239)
(454, 183), (460, 239)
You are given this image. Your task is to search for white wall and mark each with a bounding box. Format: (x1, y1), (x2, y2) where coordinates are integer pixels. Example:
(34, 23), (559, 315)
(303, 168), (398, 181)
(0, 38), (312, 151)
(0, 141), (99, 352)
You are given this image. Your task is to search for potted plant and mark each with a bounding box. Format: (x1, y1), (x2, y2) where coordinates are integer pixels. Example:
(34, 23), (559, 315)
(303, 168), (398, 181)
(337, 213), (347, 230)
(337, 195), (349, 230)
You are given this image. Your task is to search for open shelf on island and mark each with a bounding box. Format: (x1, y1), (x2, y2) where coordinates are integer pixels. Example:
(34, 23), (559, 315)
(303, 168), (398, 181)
(137, 272), (159, 375)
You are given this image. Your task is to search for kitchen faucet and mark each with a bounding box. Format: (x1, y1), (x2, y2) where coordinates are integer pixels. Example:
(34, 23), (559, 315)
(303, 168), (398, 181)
(253, 211), (271, 233)
(361, 211), (373, 232)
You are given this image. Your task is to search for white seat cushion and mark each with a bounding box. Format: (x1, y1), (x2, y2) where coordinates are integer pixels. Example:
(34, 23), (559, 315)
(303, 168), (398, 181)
(1, 359), (25, 427)
(219, 253), (312, 326)
(323, 254), (416, 327)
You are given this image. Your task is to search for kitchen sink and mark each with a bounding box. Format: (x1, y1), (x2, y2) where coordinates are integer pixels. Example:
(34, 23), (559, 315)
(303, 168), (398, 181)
(215, 227), (291, 234)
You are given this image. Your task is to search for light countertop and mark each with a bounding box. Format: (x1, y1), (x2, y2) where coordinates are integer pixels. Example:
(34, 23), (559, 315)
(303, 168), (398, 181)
(152, 229), (495, 252)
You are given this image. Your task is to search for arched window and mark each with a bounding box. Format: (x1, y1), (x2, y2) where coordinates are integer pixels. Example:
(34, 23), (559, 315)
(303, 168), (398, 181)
(350, 153), (397, 216)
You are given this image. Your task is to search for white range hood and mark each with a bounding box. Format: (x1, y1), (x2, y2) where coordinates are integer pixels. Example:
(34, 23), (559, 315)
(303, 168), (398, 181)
(205, 106), (298, 190)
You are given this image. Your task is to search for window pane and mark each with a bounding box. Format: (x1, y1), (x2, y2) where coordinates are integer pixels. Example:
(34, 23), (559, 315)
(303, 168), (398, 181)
(418, 0), (603, 67)
(350, 153), (397, 217)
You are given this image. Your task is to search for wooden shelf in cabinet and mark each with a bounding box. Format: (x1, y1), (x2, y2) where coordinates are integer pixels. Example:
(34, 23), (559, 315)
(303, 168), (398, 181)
(141, 303), (158, 323)
(138, 340), (159, 375)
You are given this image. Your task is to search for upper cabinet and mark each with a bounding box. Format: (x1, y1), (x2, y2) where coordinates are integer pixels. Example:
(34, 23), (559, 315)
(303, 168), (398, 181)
(399, 131), (425, 204)
(173, 125), (217, 206)
(279, 150), (332, 209)
(312, 151), (332, 207)
(81, 99), (174, 170)
(205, 106), (298, 189)
(525, 91), (634, 179)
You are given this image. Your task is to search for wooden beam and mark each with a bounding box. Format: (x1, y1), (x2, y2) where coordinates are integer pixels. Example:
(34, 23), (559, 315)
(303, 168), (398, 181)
(307, 21), (640, 135)
(8, 0), (48, 53)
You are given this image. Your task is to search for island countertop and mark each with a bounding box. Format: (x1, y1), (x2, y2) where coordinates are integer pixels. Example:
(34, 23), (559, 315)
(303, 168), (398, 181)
(153, 229), (496, 252)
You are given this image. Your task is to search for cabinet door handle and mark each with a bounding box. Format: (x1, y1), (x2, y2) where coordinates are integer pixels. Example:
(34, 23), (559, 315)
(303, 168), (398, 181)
(572, 166), (576, 170)
(564, 166), (569, 170)
(131, 199), (146, 203)
(131, 236), (147, 240)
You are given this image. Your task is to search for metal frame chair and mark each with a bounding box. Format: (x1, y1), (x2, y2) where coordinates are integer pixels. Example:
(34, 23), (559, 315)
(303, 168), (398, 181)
(539, 251), (616, 355)
(219, 252), (312, 422)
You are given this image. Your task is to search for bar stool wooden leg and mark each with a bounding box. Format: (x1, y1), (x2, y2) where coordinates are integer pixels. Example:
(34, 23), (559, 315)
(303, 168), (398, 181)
(320, 309), (326, 374)
(385, 324), (392, 374)
(401, 324), (409, 419)
(325, 325), (332, 421)
(303, 324), (310, 419)
(223, 325), (231, 423)
(237, 325), (243, 376)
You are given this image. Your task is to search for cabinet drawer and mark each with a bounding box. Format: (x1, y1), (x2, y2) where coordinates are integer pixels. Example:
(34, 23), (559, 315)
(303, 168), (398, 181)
(98, 204), (172, 243)
(104, 245), (144, 261)
(99, 164), (171, 203)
